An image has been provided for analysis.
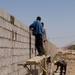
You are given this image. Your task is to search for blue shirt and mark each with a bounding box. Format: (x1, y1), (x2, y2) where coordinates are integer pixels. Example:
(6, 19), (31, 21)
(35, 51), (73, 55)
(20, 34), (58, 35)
(29, 20), (42, 35)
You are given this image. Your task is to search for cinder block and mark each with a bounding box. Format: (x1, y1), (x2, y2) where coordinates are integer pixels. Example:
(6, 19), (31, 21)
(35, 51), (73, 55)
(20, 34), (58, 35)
(1, 9), (10, 22)
(14, 19), (20, 28)
(17, 28), (20, 35)
(7, 66), (12, 74)
(1, 38), (12, 48)
(4, 28), (12, 40)
(12, 56), (19, 64)
(20, 23), (24, 29)
(7, 49), (12, 57)
(13, 49), (20, 56)
(12, 25), (17, 32)
(12, 63), (18, 71)
(0, 18), (4, 28)
(3, 49), (12, 58)
(23, 24), (29, 32)
(2, 58), (6, 66)
(0, 48), (4, 57)
(3, 21), (12, 32)
(0, 8), (3, 17)
(0, 59), (2, 67)
(0, 38), (1, 47)
(18, 68), (27, 75)
(11, 71), (18, 75)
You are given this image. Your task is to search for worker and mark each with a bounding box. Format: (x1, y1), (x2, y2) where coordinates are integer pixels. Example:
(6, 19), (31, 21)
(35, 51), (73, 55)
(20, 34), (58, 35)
(54, 59), (67, 75)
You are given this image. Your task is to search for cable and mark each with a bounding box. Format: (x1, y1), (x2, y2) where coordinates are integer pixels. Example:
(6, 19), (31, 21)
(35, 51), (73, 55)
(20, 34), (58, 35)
(48, 35), (75, 39)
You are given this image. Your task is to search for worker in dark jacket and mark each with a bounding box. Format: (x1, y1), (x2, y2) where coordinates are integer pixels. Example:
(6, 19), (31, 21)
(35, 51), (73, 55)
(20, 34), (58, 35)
(54, 59), (67, 75)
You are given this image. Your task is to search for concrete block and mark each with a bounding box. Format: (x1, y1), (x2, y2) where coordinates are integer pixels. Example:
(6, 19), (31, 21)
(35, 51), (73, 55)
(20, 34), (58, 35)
(0, 38), (2, 47)
(0, 48), (4, 57)
(1, 28), (11, 39)
(3, 21), (12, 32)
(24, 31), (29, 37)
(0, 59), (2, 67)
(0, 28), (2, 38)
(2, 58), (6, 66)
(12, 25), (17, 32)
(20, 49), (29, 56)
(0, 8), (3, 17)
(3, 48), (12, 57)
(1, 39), (12, 48)
(13, 49), (20, 56)
(7, 66), (12, 74)
(20, 35), (24, 42)
(0, 28), (5, 37)
(7, 49), (12, 57)
(1, 9), (10, 21)
(11, 71), (18, 75)
(20, 23), (24, 30)
(17, 34), (20, 41)
(20, 29), (23, 36)
(14, 19), (20, 28)
(18, 68), (27, 75)
(17, 28), (20, 35)
(12, 63), (18, 71)
(12, 56), (20, 64)
(4, 57), (12, 66)
(23, 24), (28, 30)
(0, 17), (4, 27)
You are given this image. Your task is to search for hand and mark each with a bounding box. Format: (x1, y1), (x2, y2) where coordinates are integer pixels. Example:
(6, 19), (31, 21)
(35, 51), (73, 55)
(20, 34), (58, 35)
(31, 28), (34, 30)
(54, 71), (57, 73)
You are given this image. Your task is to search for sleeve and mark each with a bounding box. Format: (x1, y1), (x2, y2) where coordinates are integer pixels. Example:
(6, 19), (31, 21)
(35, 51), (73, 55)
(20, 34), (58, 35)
(55, 65), (59, 72)
(29, 21), (35, 29)
(43, 28), (47, 41)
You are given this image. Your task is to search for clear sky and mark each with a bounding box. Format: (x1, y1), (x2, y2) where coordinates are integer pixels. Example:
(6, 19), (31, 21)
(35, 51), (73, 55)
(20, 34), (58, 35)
(0, 0), (75, 48)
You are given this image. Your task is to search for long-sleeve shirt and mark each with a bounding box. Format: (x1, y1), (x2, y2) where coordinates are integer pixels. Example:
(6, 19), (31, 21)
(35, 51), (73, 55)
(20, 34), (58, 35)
(42, 27), (47, 41)
(29, 20), (42, 35)
(55, 59), (67, 71)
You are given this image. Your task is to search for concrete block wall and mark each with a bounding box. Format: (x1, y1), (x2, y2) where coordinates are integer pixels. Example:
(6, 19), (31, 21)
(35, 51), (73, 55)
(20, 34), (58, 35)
(0, 8), (58, 75)
(47, 41), (58, 60)
(0, 8), (35, 75)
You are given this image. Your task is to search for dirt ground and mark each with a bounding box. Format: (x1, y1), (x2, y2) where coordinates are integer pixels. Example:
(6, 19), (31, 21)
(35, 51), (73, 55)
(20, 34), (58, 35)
(52, 51), (75, 75)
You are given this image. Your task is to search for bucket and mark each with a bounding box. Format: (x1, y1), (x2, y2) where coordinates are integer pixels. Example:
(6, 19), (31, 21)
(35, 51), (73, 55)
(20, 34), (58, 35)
(53, 72), (60, 75)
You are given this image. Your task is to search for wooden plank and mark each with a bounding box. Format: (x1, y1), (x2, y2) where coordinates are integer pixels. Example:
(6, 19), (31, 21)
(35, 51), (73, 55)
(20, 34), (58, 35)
(26, 55), (45, 65)
(46, 55), (51, 58)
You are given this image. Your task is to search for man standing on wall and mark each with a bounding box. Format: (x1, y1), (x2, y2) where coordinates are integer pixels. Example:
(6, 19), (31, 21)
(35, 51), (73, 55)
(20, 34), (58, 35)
(41, 22), (47, 55)
(29, 16), (45, 56)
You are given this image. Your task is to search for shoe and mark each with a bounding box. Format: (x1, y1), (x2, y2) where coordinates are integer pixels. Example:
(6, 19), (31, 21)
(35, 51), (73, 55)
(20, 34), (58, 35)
(37, 54), (42, 56)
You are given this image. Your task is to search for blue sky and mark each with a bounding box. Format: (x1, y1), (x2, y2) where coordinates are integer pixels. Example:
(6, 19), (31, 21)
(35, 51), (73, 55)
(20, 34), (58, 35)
(0, 0), (75, 48)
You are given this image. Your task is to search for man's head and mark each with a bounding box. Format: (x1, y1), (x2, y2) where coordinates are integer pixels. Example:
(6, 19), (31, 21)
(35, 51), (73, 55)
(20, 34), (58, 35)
(54, 58), (59, 65)
(41, 22), (44, 27)
(36, 16), (41, 21)
(54, 61), (57, 65)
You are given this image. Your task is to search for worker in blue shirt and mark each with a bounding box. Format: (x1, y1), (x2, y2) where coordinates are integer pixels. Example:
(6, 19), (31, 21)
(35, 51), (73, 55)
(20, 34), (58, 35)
(29, 16), (45, 56)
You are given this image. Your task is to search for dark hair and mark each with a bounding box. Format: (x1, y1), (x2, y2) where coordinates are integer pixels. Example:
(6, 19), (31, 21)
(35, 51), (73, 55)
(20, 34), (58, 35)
(36, 16), (41, 21)
(41, 22), (44, 25)
(41, 22), (44, 27)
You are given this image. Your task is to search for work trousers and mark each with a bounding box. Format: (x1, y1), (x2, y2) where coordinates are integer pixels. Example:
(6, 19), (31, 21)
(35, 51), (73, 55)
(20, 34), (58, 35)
(60, 64), (67, 75)
(35, 34), (45, 55)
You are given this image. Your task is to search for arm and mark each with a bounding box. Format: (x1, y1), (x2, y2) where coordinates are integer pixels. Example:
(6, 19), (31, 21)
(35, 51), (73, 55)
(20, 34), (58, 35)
(29, 21), (36, 30)
(55, 65), (59, 72)
(43, 28), (47, 42)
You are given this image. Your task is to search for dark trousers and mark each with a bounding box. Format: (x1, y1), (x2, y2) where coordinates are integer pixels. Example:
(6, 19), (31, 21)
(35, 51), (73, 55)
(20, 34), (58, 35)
(35, 34), (45, 55)
(60, 64), (67, 75)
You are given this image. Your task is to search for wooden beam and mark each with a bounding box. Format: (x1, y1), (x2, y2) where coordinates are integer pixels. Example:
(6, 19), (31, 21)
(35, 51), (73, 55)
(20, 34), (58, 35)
(26, 55), (45, 65)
